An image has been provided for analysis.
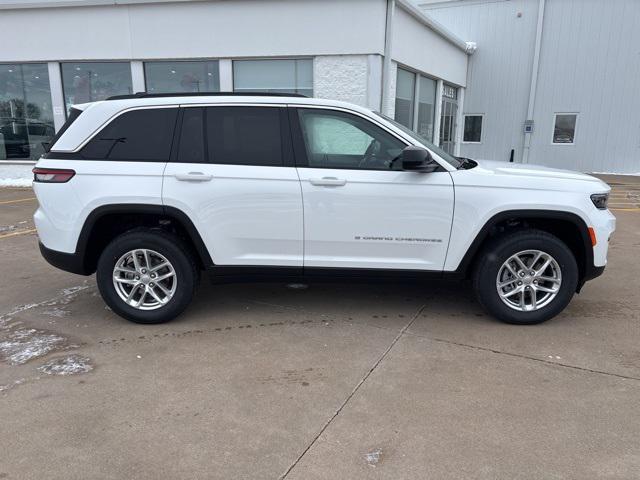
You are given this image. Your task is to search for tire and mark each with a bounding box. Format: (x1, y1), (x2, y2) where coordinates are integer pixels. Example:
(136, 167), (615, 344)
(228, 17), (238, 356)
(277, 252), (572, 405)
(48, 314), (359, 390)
(472, 229), (578, 325)
(96, 229), (199, 324)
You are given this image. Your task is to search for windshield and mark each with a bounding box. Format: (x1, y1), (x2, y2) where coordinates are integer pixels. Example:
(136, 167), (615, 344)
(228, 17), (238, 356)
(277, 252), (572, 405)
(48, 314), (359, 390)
(374, 112), (462, 168)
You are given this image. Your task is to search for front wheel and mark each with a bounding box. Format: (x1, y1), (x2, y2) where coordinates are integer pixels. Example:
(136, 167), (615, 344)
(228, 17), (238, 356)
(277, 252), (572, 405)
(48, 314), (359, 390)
(473, 230), (578, 324)
(96, 229), (198, 324)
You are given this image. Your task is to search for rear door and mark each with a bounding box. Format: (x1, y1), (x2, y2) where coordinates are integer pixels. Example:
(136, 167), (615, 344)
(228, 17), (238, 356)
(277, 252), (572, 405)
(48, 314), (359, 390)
(291, 107), (454, 271)
(162, 105), (303, 267)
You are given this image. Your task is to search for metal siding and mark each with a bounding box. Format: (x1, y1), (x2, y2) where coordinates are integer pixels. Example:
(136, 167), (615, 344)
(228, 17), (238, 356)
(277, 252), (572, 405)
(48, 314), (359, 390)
(423, 0), (640, 173)
(531, 0), (640, 173)
(425, 0), (538, 163)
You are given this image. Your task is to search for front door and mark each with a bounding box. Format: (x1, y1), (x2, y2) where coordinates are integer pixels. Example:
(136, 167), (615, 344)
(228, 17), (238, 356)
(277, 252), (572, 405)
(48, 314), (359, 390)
(163, 105), (303, 267)
(292, 107), (454, 271)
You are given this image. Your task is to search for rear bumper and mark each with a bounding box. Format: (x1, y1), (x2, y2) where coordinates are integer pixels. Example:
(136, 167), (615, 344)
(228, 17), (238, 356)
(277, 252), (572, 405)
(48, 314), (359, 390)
(39, 242), (90, 276)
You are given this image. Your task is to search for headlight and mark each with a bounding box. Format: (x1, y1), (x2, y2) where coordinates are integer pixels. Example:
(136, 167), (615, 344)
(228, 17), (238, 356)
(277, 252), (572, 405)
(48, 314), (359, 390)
(590, 193), (609, 210)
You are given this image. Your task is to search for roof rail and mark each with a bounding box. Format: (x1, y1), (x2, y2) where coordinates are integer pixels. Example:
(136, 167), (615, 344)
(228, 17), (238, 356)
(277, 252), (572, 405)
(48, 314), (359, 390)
(106, 91), (308, 100)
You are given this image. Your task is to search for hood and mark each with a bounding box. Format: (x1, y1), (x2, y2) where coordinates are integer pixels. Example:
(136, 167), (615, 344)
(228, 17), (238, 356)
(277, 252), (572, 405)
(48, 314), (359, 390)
(454, 159), (611, 194)
(474, 159), (609, 187)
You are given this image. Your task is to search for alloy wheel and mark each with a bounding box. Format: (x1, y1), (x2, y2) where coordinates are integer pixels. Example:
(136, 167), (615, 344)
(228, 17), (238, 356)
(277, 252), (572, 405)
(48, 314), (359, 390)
(112, 248), (177, 310)
(496, 249), (562, 312)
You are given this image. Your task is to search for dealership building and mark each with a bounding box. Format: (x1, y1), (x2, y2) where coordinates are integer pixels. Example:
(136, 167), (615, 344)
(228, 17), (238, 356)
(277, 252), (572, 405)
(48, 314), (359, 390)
(1, 0), (638, 174)
(0, 0), (474, 164)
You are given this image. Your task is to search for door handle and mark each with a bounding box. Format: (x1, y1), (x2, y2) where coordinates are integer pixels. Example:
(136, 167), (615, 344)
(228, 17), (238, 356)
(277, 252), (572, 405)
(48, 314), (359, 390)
(309, 177), (347, 187)
(174, 172), (213, 182)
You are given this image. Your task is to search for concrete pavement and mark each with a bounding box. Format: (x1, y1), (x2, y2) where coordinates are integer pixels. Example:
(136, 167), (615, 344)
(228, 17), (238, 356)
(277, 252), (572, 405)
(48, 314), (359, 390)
(0, 187), (638, 479)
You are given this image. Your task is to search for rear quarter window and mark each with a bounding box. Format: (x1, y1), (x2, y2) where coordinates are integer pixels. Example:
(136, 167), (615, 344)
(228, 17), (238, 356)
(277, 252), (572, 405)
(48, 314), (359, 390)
(81, 108), (178, 161)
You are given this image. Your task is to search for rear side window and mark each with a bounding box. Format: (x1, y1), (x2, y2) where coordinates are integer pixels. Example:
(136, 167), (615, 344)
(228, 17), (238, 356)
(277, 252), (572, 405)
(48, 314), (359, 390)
(207, 106), (282, 166)
(176, 106), (283, 166)
(81, 108), (178, 161)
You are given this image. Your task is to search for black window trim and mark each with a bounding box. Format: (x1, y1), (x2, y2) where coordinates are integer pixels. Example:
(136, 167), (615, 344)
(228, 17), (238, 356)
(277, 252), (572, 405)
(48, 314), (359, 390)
(288, 105), (412, 171)
(174, 103), (294, 167)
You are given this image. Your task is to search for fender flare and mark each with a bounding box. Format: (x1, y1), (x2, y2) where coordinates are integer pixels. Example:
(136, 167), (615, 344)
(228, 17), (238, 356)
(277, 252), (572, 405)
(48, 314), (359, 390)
(75, 204), (213, 273)
(453, 209), (594, 282)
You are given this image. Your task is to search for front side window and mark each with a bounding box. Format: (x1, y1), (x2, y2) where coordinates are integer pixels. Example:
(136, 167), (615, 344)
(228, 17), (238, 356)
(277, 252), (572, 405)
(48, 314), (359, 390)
(0, 63), (55, 160)
(463, 115), (483, 143)
(553, 113), (577, 144)
(145, 60), (220, 93)
(61, 62), (132, 114)
(394, 68), (416, 129)
(297, 109), (406, 170)
(81, 108), (178, 161)
(233, 59), (313, 96)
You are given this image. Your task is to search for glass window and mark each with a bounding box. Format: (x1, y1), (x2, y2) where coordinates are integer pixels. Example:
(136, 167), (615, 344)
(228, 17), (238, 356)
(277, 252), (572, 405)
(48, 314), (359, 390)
(81, 108), (178, 161)
(298, 109), (406, 170)
(145, 60), (219, 94)
(233, 59), (312, 96)
(206, 106), (283, 166)
(463, 115), (483, 143)
(0, 63), (55, 160)
(553, 113), (577, 144)
(61, 62), (132, 113)
(177, 107), (205, 163)
(416, 76), (436, 142)
(394, 68), (416, 130)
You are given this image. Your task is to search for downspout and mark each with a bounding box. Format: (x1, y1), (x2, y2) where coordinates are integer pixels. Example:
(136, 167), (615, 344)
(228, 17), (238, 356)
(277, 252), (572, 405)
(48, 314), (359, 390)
(522, 0), (546, 163)
(380, 0), (395, 114)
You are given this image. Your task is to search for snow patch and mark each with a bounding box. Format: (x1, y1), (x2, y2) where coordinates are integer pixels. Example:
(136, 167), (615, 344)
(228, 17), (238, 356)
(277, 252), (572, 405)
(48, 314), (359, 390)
(38, 354), (93, 376)
(0, 328), (67, 365)
(0, 224), (17, 233)
(365, 449), (383, 467)
(0, 377), (28, 393)
(0, 163), (33, 187)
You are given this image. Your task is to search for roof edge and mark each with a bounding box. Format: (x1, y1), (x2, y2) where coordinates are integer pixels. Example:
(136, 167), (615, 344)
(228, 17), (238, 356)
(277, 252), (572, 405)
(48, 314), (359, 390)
(395, 0), (475, 54)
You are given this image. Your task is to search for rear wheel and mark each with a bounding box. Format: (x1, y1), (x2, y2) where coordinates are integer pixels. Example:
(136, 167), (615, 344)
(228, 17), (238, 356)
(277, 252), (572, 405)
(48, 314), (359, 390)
(96, 229), (198, 324)
(473, 230), (578, 324)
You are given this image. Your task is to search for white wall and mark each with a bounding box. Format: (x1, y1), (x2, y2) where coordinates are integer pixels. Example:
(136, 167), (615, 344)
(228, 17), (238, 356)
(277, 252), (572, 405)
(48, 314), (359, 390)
(0, 0), (388, 62)
(314, 55), (370, 109)
(392, 6), (468, 87)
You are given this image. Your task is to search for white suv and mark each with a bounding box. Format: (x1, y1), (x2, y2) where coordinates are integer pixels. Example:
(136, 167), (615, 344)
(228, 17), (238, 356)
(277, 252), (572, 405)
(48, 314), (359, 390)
(33, 93), (615, 325)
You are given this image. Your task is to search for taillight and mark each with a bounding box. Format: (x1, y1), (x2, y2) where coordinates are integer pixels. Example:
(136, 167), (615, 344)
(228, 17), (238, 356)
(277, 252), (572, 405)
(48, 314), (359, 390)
(32, 167), (75, 183)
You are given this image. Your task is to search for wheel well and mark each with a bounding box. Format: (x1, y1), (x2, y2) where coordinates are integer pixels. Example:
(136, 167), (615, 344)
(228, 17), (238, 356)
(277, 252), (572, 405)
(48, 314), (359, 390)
(81, 210), (210, 274)
(465, 215), (589, 282)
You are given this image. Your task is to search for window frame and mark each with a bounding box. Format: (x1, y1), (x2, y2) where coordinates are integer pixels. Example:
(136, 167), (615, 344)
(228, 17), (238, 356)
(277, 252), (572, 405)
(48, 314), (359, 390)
(462, 114), (484, 144)
(551, 112), (578, 146)
(289, 105), (411, 171)
(173, 103), (294, 167)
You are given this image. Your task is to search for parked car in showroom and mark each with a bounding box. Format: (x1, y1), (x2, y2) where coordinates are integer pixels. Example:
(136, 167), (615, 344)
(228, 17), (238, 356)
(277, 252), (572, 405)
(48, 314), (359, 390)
(33, 93), (615, 325)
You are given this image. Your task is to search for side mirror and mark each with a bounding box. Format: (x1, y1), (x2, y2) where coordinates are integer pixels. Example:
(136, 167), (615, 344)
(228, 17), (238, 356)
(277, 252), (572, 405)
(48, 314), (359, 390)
(401, 146), (439, 172)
